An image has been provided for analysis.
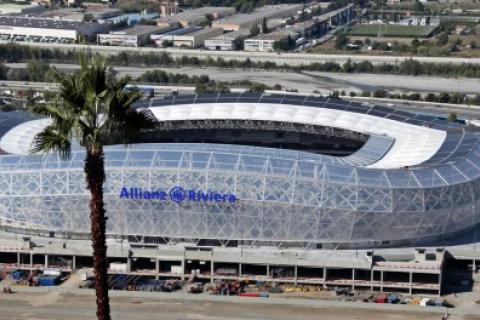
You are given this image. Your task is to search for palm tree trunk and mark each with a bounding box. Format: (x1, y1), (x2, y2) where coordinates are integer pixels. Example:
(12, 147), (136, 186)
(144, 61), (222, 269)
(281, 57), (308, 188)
(85, 149), (111, 320)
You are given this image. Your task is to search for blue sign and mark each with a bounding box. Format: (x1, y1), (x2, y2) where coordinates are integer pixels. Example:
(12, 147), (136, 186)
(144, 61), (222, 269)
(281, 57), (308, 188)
(119, 186), (237, 203)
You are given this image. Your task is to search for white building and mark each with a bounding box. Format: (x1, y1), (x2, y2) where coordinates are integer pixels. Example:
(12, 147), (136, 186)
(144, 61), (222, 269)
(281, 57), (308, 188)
(152, 27), (223, 48)
(98, 25), (172, 47)
(204, 29), (250, 51)
(244, 30), (298, 52)
(0, 16), (109, 41)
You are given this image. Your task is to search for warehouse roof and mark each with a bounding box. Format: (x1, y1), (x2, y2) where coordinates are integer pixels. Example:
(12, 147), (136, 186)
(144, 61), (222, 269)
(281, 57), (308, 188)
(174, 6), (233, 21)
(246, 30), (299, 41)
(0, 15), (98, 30)
(208, 29), (250, 40)
(109, 25), (167, 36)
(214, 4), (302, 25)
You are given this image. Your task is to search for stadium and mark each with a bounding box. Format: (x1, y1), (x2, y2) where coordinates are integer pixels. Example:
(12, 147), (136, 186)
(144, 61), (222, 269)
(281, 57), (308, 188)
(0, 93), (479, 249)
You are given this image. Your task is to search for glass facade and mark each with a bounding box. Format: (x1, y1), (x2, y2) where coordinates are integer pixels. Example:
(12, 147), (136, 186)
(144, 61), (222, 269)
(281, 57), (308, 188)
(0, 94), (479, 246)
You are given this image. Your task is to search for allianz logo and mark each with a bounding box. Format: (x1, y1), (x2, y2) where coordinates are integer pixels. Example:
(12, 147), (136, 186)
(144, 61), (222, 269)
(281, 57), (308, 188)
(119, 186), (237, 203)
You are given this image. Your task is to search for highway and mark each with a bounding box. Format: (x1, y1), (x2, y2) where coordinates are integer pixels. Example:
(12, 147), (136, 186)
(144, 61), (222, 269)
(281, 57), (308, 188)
(6, 41), (480, 66)
(6, 63), (480, 95)
(1, 78), (478, 119)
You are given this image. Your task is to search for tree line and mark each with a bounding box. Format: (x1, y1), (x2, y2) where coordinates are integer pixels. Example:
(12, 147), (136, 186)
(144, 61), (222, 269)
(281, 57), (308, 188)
(1, 44), (480, 79)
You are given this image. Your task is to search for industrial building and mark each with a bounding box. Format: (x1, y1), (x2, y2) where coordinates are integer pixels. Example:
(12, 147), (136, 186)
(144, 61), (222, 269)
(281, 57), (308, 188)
(289, 17), (329, 39)
(102, 12), (160, 26)
(0, 16), (109, 41)
(244, 30), (299, 52)
(212, 4), (303, 31)
(151, 27), (222, 48)
(37, 8), (85, 22)
(0, 2), (45, 15)
(204, 29), (250, 51)
(323, 4), (356, 28)
(98, 25), (172, 47)
(156, 6), (235, 28)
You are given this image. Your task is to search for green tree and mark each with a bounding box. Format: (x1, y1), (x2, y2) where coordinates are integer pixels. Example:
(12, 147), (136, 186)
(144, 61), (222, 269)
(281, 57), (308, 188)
(343, 59), (354, 73)
(162, 40), (174, 48)
(192, 0), (203, 8)
(248, 82), (267, 93)
(335, 33), (348, 49)
(414, 0), (425, 13)
(262, 17), (269, 34)
(27, 60), (51, 82)
(448, 112), (458, 122)
(0, 62), (8, 80)
(273, 36), (295, 52)
(437, 32), (449, 46)
(250, 24), (260, 37)
(30, 55), (157, 320)
(373, 89), (386, 98)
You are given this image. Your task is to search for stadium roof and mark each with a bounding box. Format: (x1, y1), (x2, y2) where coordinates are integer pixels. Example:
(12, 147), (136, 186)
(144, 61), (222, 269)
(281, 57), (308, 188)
(0, 94), (479, 186)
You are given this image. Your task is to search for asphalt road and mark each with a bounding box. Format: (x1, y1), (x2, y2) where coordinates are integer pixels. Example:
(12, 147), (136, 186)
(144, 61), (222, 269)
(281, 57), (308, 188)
(6, 41), (480, 66)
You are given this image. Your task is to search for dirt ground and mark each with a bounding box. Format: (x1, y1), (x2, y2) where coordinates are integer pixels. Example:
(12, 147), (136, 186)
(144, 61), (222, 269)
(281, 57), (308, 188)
(0, 292), (468, 320)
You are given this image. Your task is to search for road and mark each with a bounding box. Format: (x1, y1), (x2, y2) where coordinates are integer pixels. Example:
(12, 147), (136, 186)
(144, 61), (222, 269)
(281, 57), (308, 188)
(6, 63), (480, 95)
(0, 290), (467, 320)
(6, 41), (480, 66)
(2, 64), (480, 118)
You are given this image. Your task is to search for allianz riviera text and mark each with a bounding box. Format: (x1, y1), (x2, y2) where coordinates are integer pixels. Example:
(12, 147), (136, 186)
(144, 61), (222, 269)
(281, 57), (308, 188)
(119, 186), (237, 203)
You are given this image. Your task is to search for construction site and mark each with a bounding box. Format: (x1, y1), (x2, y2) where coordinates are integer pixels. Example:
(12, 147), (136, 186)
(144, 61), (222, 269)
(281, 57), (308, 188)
(0, 231), (478, 297)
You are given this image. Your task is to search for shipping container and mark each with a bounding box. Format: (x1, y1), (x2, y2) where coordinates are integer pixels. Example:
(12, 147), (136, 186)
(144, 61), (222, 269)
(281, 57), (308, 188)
(38, 275), (61, 286)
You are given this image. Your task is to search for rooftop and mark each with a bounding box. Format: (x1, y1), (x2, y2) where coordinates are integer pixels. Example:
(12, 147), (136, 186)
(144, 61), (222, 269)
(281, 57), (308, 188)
(214, 4), (303, 25)
(110, 25), (167, 36)
(246, 30), (299, 41)
(174, 6), (233, 21)
(208, 29), (250, 40)
(0, 2), (43, 14)
(0, 15), (98, 30)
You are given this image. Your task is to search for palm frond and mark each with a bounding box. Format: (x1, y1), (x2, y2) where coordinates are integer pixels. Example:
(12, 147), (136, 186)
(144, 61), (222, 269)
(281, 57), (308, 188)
(31, 125), (72, 160)
(101, 86), (157, 144)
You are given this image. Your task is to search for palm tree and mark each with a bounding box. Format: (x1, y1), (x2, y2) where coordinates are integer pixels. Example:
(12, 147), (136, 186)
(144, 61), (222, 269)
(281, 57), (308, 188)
(31, 55), (157, 320)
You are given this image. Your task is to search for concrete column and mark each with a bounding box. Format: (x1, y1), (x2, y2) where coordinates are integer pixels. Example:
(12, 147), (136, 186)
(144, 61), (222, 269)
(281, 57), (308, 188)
(239, 263), (242, 277)
(210, 261), (214, 284)
(155, 258), (159, 280)
(44, 254), (48, 268)
(370, 269), (374, 291)
(266, 264), (270, 278)
(294, 265), (298, 285)
(72, 255), (76, 271)
(180, 259), (185, 281)
(323, 268), (327, 288)
(16, 252), (20, 266)
(352, 269), (355, 291)
(409, 271), (413, 295)
(438, 271), (442, 296)
(29, 252), (33, 269)
(380, 270), (384, 292)
(126, 258), (132, 273)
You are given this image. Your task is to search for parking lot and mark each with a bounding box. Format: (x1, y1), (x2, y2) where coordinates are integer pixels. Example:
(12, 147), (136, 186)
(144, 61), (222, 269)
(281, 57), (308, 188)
(0, 34), (73, 44)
